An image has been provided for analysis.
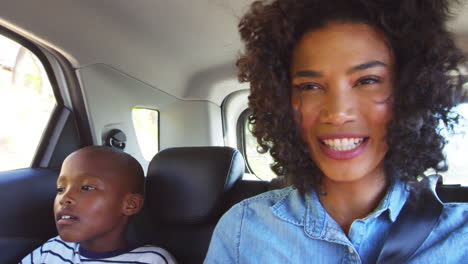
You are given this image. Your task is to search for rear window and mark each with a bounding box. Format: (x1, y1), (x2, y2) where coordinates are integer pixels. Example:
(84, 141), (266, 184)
(132, 108), (159, 161)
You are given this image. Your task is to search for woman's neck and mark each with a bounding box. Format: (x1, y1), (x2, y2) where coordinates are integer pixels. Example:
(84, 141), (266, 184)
(318, 168), (388, 235)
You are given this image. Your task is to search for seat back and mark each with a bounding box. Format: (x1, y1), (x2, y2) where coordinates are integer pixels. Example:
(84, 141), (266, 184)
(0, 168), (58, 263)
(140, 146), (248, 264)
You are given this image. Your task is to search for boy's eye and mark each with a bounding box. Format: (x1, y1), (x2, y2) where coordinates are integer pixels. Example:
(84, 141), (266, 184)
(56, 187), (65, 193)
(81, 185), (96, 191)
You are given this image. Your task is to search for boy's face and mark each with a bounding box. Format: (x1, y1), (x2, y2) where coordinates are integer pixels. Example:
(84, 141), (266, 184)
(54, 150), (136, 251)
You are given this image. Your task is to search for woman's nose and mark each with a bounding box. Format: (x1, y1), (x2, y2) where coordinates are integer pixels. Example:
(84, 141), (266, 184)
(319, 88), (357, 126)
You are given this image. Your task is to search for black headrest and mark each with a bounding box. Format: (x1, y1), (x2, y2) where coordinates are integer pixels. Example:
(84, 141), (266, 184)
(146, 146), (245, 223)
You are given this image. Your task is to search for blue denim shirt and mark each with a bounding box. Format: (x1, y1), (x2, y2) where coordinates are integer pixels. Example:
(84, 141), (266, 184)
(204, 179), (467, 263)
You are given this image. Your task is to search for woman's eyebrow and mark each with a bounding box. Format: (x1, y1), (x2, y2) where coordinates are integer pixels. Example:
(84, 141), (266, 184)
(293, 69), (323, 78)
(347, 60), (387, 74)
(293, 60), (387, 78)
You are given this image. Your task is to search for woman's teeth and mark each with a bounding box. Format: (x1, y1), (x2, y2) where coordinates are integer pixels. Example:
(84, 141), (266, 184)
(322, 138), (364, 151)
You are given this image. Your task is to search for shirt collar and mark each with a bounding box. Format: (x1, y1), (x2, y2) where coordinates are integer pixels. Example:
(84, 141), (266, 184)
(79, 244), (138, 259)
(271, 180), (411, 239)
(271, 186), (329, 239)
(271, 186), (307, 227)
(370, 180), (409, 222)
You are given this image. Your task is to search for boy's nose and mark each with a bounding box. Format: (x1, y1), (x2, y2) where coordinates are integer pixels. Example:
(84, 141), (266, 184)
(58, 190), (76, 206)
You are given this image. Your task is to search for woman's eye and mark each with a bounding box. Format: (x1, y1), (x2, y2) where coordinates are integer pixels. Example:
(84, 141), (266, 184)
(295, 83), (321, 91)
(81, 185), (96, 191)
(356, 77), (380, 86)
(56, 187), (65, 193)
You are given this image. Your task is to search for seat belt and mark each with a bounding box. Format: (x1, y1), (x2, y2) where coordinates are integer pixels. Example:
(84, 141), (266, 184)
(377, 176), (443, 263)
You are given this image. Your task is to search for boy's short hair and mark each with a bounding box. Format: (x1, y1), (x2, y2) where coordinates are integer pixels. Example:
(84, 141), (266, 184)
(77, 145), (145, 195)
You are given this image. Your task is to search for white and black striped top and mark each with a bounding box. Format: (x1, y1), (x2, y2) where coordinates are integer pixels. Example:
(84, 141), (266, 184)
(19, 236), (177, 264)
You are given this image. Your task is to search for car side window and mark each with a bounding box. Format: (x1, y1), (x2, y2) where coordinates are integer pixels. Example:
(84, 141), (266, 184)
(438, 103), (468, 185)
(240, 110), (276, 181)
(0, 35), (56, 172)
(132, 107), (159, 161)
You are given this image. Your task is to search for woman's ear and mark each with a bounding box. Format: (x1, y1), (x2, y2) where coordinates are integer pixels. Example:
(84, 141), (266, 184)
(291, 90), (303, 125)
(291, 90), (305, 139)
(122, 193), (144, 216)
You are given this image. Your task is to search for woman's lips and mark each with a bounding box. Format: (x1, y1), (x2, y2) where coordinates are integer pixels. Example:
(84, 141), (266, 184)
(318, 135), (369, 160)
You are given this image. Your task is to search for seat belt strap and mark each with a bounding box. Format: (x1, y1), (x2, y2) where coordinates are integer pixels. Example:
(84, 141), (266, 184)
(377, 177), (443, 264)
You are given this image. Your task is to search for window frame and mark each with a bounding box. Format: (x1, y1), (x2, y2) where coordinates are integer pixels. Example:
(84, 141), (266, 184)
(237, 108), (265, 180)
(0, 26), (88, 169)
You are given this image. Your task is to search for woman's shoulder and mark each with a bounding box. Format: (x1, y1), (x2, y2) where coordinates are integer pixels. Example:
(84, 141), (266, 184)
(219, 185), (309, 227)
(218, 186), (296, 220)
(430, 202), (467, 240)
(440, 201), (468, 226)
(413, 202), (467, 261)
(442, 201), (468, 210)
(236, 185), (298, 208)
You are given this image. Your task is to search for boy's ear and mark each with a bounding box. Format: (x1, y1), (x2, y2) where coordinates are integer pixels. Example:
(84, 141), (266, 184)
(122, 193), (144, 216)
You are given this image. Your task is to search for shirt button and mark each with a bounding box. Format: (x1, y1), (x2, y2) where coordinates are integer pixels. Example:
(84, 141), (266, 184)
(348, 246), (354, 254)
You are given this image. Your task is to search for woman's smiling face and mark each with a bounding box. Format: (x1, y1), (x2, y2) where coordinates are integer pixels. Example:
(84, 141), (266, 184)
(290, 22), (395, 184)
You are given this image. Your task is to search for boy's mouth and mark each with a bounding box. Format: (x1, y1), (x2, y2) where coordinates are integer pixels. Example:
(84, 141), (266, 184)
(56, 213), (79, 225)
(60, 215), (77, 220)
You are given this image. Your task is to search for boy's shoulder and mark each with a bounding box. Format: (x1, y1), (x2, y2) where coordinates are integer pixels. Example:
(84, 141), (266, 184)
(19, 236), (79, 264)
(43, 236), (78, 251)
(109, 244), (177, 263)
(20, 237), (177, 264)
(77, 243), (177, 263)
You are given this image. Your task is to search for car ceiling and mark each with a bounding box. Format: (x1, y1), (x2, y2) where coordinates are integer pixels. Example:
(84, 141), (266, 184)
(1, 0), (467, 105)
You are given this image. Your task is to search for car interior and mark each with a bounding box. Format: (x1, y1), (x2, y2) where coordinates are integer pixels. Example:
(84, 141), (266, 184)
(0, 1), (467, 263)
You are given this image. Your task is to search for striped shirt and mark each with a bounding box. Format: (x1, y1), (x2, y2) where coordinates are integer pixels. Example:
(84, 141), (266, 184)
(19, 236), (177, 264)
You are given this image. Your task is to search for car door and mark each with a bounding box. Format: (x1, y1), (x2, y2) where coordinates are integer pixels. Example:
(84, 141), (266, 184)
(0, 27), (91, 263)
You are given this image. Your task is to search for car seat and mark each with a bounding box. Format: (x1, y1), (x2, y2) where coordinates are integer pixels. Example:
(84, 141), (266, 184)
(133, 146), (262, 264)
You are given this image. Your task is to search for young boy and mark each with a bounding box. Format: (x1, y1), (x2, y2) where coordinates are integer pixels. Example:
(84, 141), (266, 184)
(19, 146), (176, 264)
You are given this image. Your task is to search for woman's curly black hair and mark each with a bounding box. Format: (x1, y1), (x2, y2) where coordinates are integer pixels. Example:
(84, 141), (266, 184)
(238, 0), (467, 193)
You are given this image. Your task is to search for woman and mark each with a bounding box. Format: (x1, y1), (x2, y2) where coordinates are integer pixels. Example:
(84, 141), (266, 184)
(205, 0), (467, 263)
